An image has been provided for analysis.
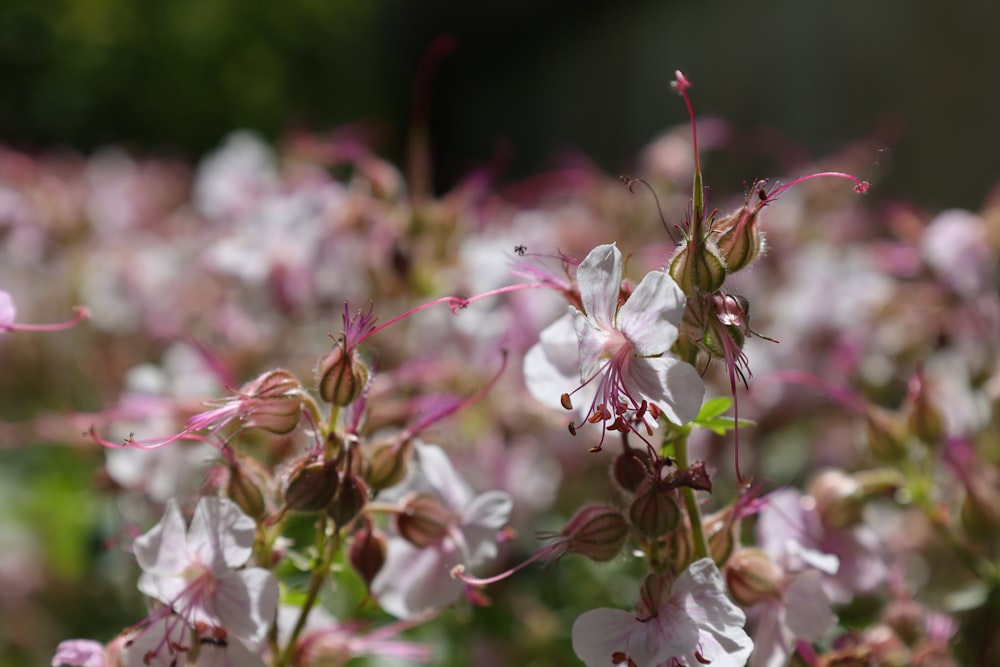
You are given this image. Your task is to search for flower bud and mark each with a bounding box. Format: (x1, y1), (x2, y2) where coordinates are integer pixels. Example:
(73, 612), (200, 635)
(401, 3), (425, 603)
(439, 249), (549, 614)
(725, 548), (783, 606)
(668, 238), (726, 296)
(866, 407), (908, 462)
(904, 371), (946, 446)
(808, 468), (863, 529)
(960, 479), (1000, 538)
(316, 345), (369, 406)
(284, 457), (340, 513)
(612, 446), (651, 494)
(241, 369), (305, 434)
(328, 473), (369, 526)
(349, 523), (387, 587)
(713, 203), (764, 274)
(629, 481), (680, 538)
(397, 495), (453, 548)
(559, 505), (629, 562)
(227, 465), (266, 519)
(365, 440), (412, 492)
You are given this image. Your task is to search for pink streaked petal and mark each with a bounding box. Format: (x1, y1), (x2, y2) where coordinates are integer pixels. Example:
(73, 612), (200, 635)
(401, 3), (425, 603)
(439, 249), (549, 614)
(675, 558), (748, 634)
(616, 270), (684, 355)
(133, 499), (190, 574)
(372, 539), (463, 619)
(748, 601), (791, 667)
(211, 569), (279, 646)
(577, 243), (621, 331)
(572, 606), (697, 667)
(194, 639), (266, 667)
(187, 498), (255, 571)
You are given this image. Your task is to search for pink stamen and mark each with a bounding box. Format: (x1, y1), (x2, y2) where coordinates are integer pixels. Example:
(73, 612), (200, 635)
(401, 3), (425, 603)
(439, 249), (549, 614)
(2, 305), (89, 333)
(767, 171), (870, 200)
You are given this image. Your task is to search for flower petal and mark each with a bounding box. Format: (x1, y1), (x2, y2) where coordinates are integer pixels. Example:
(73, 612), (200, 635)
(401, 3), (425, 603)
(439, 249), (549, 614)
(572, 605), (697, 667)
(625, 356), (705, 426)
(372, 539), (463, 619)
(134, 499), (189, 575)
(211, 569), (279, 646)
(187, 497), (255, 571)
(617, 269), (684, 355)
(577, 244), (621, 331)
(784, 571), (836, 642)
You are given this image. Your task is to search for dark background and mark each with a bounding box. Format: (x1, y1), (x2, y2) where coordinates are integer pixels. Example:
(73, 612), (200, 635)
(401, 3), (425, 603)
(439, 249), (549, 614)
(1, 0), (998, 210)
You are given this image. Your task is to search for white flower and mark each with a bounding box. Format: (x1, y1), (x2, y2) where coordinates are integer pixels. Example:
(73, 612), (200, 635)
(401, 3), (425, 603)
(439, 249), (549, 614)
(572, 558), (752, 667)
(133, 498), (278, 647)
(372, 443), (512, 619)
(525, 243), (704, 440)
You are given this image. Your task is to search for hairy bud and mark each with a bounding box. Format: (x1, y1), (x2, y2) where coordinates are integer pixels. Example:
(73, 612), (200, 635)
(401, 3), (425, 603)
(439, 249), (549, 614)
(241, 369), (305, 434)
(349, 523), (387, 587)
(725, 548), (783, 606)
(328, 473), (369, 526)
(713, 200), (765, 273)
(397, 495), (453, 548)
(227, 464), (266, 519)
(669, 238), (727, 296)
(284, 457), (339, 513)
(316, 345), (369, 406)
(630, 481), (680, 538)
(559, 505), (630, 562)
(366, 440), (412, 492)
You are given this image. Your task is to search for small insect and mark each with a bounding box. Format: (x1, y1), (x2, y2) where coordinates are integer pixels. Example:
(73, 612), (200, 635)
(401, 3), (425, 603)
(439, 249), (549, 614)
(514, 244), (527, 256)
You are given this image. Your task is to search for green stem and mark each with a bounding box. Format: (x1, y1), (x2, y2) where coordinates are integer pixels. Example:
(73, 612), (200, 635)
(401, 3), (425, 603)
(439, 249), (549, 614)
(675, 430), (710, 561)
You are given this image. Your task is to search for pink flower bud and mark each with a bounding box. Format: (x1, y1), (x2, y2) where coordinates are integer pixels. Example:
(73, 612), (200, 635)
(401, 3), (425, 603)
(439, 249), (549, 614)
(725, 548), (783, 606)
(559, 505), (630, 562)
(328, 473), (369, 526)
(349, 523), (387, 588)
(365, 440), (412, 492)
(713, 198), (765, 274)
(396, 495), (454, 548)
(241, 369), (306, 434)
(612, 445), (651, 493)
(629, 481), (680, 538)
(866, 406), (908, 462)
(904, 369), (945, 446)
(283, 457), (340, 513)
(808, 468), (863, 529)
(316, 345), (369, 406)
(227, 464), (267, 519)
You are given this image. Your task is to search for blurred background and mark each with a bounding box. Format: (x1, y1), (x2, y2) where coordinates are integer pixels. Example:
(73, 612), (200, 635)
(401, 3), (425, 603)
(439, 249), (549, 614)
(1, 0), (999, 210)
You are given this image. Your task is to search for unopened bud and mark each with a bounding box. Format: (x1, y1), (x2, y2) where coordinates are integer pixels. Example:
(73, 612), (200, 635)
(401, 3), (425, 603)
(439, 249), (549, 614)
(713, 203), (764, 274)
(905, 372), (946, 446)
(284, 457), (339, 513)
(612, 446), (651, 493)
(960, 479), (1000, 538)
(629, 481), (680, 538)
(808, 468), (863, 529)
(560, 505), (629, 562)
(349, 523), (387, 587)
(328, 473), (369, 526)
(366, 440), (412, 492)
(241, 370), (305, 434)
(638, 571), (674, 617)
(228, 465), (266, 519)
(866, 407), (908, 462)
(725, 548), (783, 606)
(397, 495), (453, 547)
(316, 346), (369, 406)
(668, 238), (726, 296)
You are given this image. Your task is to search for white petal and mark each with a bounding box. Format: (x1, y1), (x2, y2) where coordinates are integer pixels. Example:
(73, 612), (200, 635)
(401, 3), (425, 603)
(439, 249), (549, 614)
(0, 290), (16, 327)
(577, 244), (620, 330)
(784, 571), (836, 641)
(627, 356), (705, 426)
(748, 601), (791, 667)
(617, 270), (684, 355)
(412, 443), (474, 512)
(371, 539), (462, 619)
(572, 308), (612, 381)
(462, 490), (513, 530)
(195, 640), (266, 667)
(210, 569), (279, 645)
(134, 499), (189, 575)
(188, 497), (255, 571)
(676, 559), (753, 667)
(572, 605), (697, 667)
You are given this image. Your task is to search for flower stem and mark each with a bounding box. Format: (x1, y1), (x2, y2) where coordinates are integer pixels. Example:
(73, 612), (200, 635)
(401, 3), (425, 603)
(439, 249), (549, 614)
(674, 430), (710, 562)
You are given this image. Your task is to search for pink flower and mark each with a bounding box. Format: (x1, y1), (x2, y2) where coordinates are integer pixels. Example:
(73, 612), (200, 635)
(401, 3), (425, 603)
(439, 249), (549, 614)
(748, 571), (836, 667)
(571, 558), (752, 667)
(51, 639), (108, 667)
(524, 243), (704, 446)
(371, 443), (512, 619)
(133, 498), (278, 650)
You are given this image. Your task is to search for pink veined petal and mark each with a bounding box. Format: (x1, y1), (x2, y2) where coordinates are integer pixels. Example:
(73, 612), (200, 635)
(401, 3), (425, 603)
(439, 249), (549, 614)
(462, 490), (513, 531)
(748, 600), (791, 667)
(572, 606), (698, 667)
(119, 615), (192, 667)
(616, 270), (685, 355)
(413, 443), (474, 512)
(134, 499), (190, 575)
(523, 339), (582, 411)
(187, 497), (255, 571)
(628, 356), (705, 426)
(51, 639), (107, 667)
(0, 291), (16, 328)
(210, 569), (279, 646)
(136, 572), (191, 608)
(576, 243), (621, 331)
(675, 558), (748, 636)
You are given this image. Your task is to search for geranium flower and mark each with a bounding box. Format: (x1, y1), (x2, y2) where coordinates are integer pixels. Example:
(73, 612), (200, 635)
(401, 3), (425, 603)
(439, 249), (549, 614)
(371, 443), (512, 619)
(133, 497), (278, 652)
(524, 243), (704, 445)
(571, 557), (752, 667)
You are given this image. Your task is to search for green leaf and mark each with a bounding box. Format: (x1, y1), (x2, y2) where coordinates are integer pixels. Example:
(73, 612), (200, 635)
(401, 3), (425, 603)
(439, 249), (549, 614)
(695, 396), (733, 421)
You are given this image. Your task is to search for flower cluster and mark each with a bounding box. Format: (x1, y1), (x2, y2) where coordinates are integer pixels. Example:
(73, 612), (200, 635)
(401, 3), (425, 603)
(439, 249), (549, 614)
(0, 66), (994, 667)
